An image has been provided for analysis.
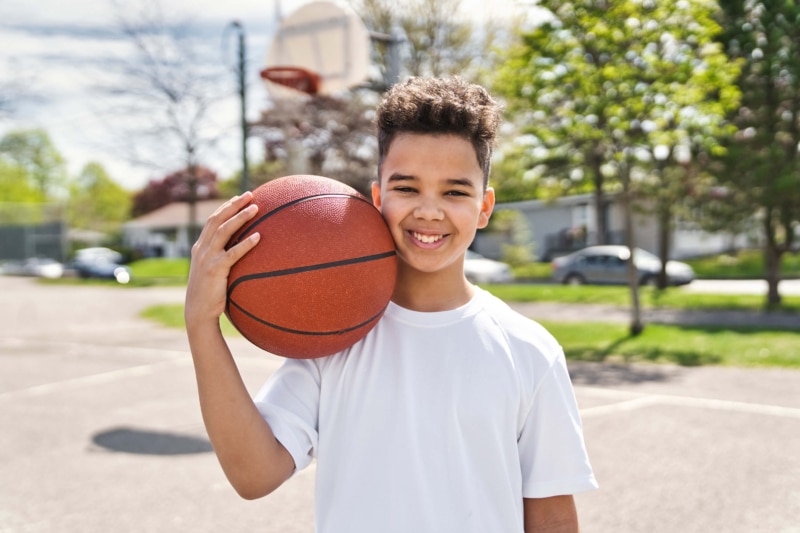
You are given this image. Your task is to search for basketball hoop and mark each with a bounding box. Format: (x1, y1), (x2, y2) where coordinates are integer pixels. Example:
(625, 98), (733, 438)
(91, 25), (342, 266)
(262, 1), (370, 97)
(260, 66), (321, 96)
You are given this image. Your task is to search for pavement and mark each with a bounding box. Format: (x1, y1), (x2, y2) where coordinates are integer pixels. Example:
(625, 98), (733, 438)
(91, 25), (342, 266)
(1, 276), (799, 532)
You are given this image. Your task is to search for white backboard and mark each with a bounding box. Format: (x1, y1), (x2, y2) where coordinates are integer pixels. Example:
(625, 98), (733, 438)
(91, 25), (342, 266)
(264, 1), (370, 97)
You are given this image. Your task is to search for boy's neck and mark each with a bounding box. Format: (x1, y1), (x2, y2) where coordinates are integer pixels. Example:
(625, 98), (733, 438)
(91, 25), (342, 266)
(390, 266), (475, 312)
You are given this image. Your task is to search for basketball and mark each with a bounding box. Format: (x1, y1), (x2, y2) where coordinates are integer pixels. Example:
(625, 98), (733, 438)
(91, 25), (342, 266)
(225, 175), (397, 359)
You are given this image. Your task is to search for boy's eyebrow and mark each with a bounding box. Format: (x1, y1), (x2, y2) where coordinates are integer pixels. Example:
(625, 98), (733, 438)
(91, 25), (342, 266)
(446, 178), (477, 189)
(386, 173), (415, 183)
(386, 173), (477, 188)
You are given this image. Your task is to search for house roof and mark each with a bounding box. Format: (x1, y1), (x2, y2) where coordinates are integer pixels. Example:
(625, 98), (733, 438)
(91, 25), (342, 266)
(124, 200), (225, 229)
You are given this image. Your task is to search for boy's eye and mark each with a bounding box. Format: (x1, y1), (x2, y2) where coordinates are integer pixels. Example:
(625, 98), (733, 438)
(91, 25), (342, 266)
(393, 186), (416, 193)
(446, 190), (470, 197)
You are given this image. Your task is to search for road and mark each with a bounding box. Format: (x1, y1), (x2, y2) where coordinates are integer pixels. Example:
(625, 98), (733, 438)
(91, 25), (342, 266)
(1, 276), (799, 532)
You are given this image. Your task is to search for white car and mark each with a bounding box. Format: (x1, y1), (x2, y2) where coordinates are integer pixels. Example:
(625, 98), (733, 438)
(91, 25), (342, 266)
(1, 257), (64, 279)
(464, 250), (514, 284)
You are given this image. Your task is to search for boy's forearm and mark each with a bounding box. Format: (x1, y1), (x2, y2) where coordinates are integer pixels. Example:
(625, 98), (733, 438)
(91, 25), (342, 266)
(523, 495), (580, 533)
(188, 320), (295, 499)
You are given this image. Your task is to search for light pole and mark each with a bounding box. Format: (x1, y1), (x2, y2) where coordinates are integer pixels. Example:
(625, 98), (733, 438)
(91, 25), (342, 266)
(228, 21), (249, 194)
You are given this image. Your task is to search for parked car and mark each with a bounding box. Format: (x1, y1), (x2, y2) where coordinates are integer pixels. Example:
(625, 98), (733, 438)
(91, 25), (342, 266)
(71, 247), (131, 284)
(551, 245), (694, 286)
(0, 257), (64, 279)
(464, 250), (514, 284)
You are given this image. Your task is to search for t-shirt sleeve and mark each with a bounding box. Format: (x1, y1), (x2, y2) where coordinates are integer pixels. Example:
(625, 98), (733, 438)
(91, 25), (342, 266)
(518, 350), (598, 498)
(252, 358), (321, 472)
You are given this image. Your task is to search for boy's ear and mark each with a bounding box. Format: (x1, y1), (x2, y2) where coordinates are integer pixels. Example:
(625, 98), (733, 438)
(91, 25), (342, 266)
(477, 187), (495, 229)
(371, 181), (382, 209)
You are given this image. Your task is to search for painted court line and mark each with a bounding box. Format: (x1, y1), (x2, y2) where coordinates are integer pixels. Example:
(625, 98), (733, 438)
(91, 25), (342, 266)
(577, 386), (800, 420)
(0, 358), (191, 400)
(0, 339), (277, 400)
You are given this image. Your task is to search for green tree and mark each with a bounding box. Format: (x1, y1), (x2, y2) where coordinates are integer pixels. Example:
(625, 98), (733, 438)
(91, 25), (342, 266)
(494, 0), (740, 331)
(0, 159), (40, 203)
(67, 162), (132, 233)
(715, 0), (800, 307)
(494, 0), (739, 241)
(0, 129), (67, 199)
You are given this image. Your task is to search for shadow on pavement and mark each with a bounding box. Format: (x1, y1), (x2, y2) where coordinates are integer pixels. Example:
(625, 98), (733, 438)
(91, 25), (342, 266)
(568, 361), (679, 386)
(91, 427), (213, 455)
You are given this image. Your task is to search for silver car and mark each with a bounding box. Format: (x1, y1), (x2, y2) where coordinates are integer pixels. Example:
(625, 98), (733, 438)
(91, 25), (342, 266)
(464, 250), (514, 284)
(552, 245), (694, 286)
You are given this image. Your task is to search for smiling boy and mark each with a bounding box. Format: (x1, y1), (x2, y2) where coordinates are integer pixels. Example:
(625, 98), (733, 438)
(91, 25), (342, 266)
(185, 77), (597, 532)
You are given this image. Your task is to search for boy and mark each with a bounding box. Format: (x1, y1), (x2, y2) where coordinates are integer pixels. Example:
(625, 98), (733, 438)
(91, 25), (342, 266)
(185, 77), (597, 532)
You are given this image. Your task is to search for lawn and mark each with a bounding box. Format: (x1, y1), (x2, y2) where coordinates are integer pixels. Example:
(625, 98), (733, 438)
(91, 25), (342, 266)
(127, 258), (190, 286)
(684, 249), (800, 279)
(542, 321), (800, 368)
(484, 283), (800, 313)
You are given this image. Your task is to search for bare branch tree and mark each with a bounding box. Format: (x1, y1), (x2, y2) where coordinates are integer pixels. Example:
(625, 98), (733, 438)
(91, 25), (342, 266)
(102, 0), (230, 250)
(350, 0), (510, 86)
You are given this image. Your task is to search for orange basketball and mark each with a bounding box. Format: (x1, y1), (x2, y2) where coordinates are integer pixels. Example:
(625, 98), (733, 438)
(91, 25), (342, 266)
(225, 175), (397, 359)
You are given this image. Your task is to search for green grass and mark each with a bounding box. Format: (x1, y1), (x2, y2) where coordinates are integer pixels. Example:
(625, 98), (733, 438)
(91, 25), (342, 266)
(542, 321), (800, 368)
(682, 249), (800, 279)
(129, 257), (189, 278)
(127, 258), (189, 286)
(141, 304), (240, 335)
(512, 262), (554, 280)
(485, 283), (800, 313)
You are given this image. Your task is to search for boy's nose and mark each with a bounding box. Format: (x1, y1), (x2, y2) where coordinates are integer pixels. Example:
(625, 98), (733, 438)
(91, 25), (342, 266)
(413, 197), (444, 220)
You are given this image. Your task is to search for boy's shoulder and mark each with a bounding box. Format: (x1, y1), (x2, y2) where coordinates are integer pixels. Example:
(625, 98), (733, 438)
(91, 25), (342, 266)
(472, 288), (563, 362)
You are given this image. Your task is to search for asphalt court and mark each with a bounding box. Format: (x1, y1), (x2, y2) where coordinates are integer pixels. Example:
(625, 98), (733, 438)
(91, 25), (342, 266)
(1, 276), (799, 532)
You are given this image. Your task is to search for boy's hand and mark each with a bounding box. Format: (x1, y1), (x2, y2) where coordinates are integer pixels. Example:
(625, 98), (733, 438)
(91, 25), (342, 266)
(185, 192), (260, 328)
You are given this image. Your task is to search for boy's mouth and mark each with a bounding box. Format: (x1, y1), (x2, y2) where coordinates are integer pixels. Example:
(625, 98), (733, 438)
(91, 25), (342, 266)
(411, 231), (444, 244)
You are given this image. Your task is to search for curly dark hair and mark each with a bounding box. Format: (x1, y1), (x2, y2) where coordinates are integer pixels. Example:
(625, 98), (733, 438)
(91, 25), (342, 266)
(375, 77), (502, 188)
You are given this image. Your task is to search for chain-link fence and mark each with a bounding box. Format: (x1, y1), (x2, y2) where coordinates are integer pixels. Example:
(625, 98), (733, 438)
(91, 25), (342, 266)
(0, 203), (67, 261)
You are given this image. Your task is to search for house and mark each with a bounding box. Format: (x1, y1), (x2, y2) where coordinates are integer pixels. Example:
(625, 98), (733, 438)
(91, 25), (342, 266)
(123, 200), (224, 258)
(472, 192), (754, 262)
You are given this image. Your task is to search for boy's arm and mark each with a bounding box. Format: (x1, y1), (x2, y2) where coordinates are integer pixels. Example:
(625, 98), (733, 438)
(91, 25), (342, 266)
(185, 193), (295, 500)
(523, 496), (579, 533)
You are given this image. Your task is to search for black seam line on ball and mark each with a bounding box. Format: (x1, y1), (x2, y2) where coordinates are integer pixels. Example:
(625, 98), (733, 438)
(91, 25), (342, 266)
(230, 193), (376, 248)
(228, 299), (389, 336)
(227, 250), (397, 297)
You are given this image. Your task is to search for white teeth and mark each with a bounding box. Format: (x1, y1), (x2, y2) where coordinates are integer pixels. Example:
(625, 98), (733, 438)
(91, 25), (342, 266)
(413, 232), (443, 244)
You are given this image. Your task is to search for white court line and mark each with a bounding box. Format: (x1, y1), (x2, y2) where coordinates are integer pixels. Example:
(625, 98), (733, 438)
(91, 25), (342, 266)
(0, 358), (192, 400)
(577, 386), (800, 420)
(0, 340), (276, 401)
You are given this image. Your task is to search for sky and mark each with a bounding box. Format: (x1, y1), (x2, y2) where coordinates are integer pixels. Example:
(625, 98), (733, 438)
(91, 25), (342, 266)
(1, 0), (531, 192)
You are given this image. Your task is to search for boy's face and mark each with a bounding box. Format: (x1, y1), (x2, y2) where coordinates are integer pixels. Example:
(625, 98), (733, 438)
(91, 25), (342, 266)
(372, 132), (494, 279)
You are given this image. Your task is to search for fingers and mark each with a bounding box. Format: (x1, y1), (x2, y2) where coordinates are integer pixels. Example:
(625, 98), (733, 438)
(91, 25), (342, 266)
(226, 227), (261, 265)
(192, 192), (261, 267)
(201, 192), (257, 245)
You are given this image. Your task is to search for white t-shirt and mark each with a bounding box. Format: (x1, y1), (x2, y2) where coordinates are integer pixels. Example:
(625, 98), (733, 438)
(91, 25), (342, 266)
(254, 287), (597, 533)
